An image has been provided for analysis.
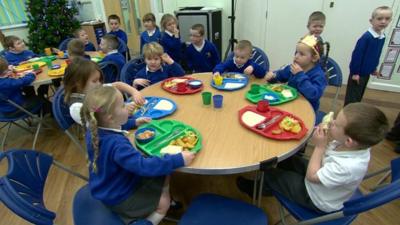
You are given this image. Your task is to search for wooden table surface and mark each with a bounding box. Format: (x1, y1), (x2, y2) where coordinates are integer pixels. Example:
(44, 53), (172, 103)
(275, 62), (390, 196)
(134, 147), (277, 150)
(136, 73), (315, 175)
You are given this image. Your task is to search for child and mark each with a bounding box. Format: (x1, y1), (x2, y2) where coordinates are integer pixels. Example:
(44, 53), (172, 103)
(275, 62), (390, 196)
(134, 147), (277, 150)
(67, 39), (91, 60)
(108, 14), (128, 44)
(265, 35), (327, 113)
(386, 112), (400, 153)
(0, 34), (36, 65)
(213, 40), (266, 78)
(237, 103), (389, 213)
(307, 11), (326, 42)
(133, 42), (185, 89)
(159, 14), (182, 63)
(0, 57), (50, 115)
(184, 24), (220, 73)
(140, 13), (161, 53)
(73, 28), (96, 51)
(344, 6), (392, 106)
(63, 57), (145, 130)
(80, 86), (195, 225)
(99, 34), (126, 71)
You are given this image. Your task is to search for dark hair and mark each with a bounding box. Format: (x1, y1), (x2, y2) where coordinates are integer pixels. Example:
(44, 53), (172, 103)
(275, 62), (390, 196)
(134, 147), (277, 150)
(63, 57), (104, 103)
(0, 30), (20, 49)
(67, 39), (85, 57)
(101, 34), (119, 50)
(191, 24), (205, 36)
(343, 103), (389, 147)
(108, 14), (121, 23)
(142, 13), (156, 23)
(0, 57), (8, 75)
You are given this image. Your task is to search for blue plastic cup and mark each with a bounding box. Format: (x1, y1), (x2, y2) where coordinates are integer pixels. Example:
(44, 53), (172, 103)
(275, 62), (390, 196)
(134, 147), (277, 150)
(213, 94), (223, 108)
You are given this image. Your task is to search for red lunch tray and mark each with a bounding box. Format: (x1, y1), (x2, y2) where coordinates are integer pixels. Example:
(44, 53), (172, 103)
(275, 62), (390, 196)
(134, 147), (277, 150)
(238, 105), (308, 140)
(161, 76), (203, 95)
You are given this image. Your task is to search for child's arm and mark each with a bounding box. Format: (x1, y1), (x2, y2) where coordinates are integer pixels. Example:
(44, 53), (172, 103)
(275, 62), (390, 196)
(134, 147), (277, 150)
(111, 82), (145, 105)
(246, 61), (267, 78)
(306, 126), (328, 183)
(212, 59), (232, 75)
(289, 67), (326, 102)
(349, 36), (368, 77)
(0, 73), (35, 89)
(268, 65), (291, 83)
(163, 53), (185, 77)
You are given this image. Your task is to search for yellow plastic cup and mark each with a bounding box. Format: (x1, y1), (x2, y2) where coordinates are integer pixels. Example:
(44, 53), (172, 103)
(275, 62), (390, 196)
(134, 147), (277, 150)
(44, 48), (52, 56)
(57, 51), (64, 58)
(213, 75), (223, 86)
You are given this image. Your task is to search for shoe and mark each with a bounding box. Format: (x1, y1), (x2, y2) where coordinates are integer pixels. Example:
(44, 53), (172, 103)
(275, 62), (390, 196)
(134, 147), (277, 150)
(236, 176), (255, 198)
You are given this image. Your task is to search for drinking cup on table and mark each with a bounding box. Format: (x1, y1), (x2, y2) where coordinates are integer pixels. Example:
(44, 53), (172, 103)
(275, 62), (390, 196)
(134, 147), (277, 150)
(213, 94), (223, 108)
(202, 92), (212, 105)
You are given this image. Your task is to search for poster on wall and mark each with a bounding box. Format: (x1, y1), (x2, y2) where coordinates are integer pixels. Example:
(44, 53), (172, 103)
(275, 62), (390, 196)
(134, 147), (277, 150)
(389, 28), (400, 46)
(384, 47), (400, 63)
(378, 63), (394, 80)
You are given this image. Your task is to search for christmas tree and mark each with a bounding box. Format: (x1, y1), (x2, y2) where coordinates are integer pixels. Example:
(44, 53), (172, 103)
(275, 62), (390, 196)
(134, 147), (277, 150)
(26, 0), (80, 53)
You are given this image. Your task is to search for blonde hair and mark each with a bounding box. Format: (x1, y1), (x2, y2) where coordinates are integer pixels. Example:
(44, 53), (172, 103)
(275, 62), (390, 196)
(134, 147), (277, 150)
(235, 40), (253, 54)
(80, 86), (119, 173)
(372, 6), (392, 18)
(307, 11), (326, 26)
(143, 42), (164, 58)
(73, 28), (85, 38)
(67, 39), (85, 58)
(160, 14), (177, 31)
(63, 57), (103, 103)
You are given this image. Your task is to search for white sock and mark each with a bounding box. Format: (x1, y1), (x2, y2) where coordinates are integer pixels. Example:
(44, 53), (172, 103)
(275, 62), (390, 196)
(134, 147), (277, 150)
(146, 212), (165, 225)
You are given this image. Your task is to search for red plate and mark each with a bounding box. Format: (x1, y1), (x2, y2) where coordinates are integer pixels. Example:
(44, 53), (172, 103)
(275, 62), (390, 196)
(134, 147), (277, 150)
(161, 76), (203, 95)
(238, 105), (308, 140)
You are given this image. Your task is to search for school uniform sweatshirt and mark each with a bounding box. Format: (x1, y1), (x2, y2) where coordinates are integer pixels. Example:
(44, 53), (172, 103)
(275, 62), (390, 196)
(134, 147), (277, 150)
(213, 58), (266, 78)
(185, 40), (220, 73)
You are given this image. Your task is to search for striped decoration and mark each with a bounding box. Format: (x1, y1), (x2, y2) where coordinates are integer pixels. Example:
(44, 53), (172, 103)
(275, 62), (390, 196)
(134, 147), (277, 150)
(0, 0), (27, 26)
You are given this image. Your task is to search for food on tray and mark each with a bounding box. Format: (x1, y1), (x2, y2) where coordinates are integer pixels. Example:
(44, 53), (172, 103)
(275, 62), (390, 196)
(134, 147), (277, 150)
(281, 89), (293, 98)
(164, 78), (187, 88)
(321, 111), (334, 131)
(160, 145), (183, 154)
(271, 129), (283, 135)
(153, 99), (174, 111)
(270, 84), (284, 92)
(164, 131), (198, 151)
(224, 83), (244, 89)
(241, 111), (266, 127)
(279, 116), (302, 134)
(137, 130), (155, 139)
(222, 73), (245, 79)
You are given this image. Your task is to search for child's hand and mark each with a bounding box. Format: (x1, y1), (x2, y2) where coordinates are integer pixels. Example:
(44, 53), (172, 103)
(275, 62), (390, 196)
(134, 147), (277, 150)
(181, 151), (196, 166)
(243, 65), (254, 75)
(352, 74), (360, 84)
(125, 102), (137, 114)
(135, 117), (152, 127)
(131, 89), (145, 105)
(312, 126), (328, 149)
(212, 72), (221, 78)
(290, 63), (303, 75)
(265, 71), (276, 82)
(134, 79), (150, 88)
(161, 53), (174, 65)
(173, 27), (180, 37)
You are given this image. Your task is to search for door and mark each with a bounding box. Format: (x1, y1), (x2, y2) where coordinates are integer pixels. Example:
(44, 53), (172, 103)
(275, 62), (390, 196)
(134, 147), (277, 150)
(102, 0), (152, 55)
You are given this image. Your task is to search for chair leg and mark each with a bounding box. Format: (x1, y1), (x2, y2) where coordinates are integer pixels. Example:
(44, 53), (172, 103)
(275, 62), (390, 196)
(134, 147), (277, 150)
(1, 123), (12, 151)
(252, 171), (260, 205)
(32, 118), (42, 150)
(52, 160), (88, 181)
(370, 171), (391, 191)
(257, 171), (265, 207)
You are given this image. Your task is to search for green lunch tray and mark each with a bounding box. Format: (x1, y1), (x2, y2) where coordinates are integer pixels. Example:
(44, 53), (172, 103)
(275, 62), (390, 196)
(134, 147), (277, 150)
(91, 56), (103, 63)
(245, 83), (298, 105)
(28, 55), (57, 62)
(134, 120), (202, 157)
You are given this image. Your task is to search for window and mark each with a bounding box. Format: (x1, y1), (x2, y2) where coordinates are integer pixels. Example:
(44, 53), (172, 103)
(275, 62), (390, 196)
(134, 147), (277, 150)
(0, 0), (27, 27)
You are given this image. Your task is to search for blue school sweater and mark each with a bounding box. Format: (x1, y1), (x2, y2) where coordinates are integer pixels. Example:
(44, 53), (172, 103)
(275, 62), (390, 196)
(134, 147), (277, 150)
(4, 50), (36, 65)
(86, 128), (184, 205)
(101, 51), (126, 71)
(213, 58), (266, 78)
(271, 64), (327, 112)
(350, 28), (385, 76)
(85, 42), (96, 51)
(185, 40), (220, 73)
(160, 32), (182, 63)
(108, 29), (128, 44)
(140, 27), (162, 53)
(135, 62), (185, 85)
(0, 73), (35, 113)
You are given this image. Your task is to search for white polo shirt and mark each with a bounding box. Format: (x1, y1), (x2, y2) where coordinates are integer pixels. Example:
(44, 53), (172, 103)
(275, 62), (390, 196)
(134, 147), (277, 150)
(305, 141), (370, 212)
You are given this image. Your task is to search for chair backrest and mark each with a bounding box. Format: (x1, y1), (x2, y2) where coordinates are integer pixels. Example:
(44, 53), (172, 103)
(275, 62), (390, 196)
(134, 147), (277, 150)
(99, 61), (121, 83)
(116, 37), (130, 61)
(58, 38), (73, 51)
(0, 149), (56, 225)
(324, 57), (343, 87)
(226, 47), (270, 71)
(391, 157), (400, 181)
(120, 57), (146, 86)
(0, 50), (5, 57)
(52, 86), (75, 131)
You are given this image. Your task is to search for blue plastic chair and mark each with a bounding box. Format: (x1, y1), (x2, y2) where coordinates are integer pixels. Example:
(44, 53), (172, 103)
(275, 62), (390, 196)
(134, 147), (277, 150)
(99, 61), (121, 83)
(0, 93), (43, 151)
(316, 57), (343, 124)
(272, 157), (400, 225)
(58, 38), (73, 51)
(227, 46), (270, 71)
(52, 86), (85, 154)
(120, 56), (146, 86)
(73, 184), (152, 225)
(178, 193), (268, 225)
(117, 37), (130, 62)
(0, 149), (88, 225)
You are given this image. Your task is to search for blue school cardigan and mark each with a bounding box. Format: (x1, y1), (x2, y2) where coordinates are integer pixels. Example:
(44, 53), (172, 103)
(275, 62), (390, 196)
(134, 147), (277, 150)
(4, 50), (36, 65)
(185, 40), (220, 73)
(135, 62), (185, 85)
(0, 73), (35, 113)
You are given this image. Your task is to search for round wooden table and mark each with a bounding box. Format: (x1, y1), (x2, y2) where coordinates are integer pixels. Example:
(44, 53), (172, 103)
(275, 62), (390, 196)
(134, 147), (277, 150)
(138, 73), (315, 175)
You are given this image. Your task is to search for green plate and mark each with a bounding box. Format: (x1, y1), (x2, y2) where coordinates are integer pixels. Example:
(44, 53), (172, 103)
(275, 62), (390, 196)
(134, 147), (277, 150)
(135, 120), (202, 157)
(245, 83), (298, 105)
(28, 55), (57, 62)
(91, 56), (103, 63)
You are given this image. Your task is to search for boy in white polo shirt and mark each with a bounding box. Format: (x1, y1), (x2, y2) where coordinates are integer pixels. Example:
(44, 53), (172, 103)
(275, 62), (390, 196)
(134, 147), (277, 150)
(237, 103), (388, 213)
